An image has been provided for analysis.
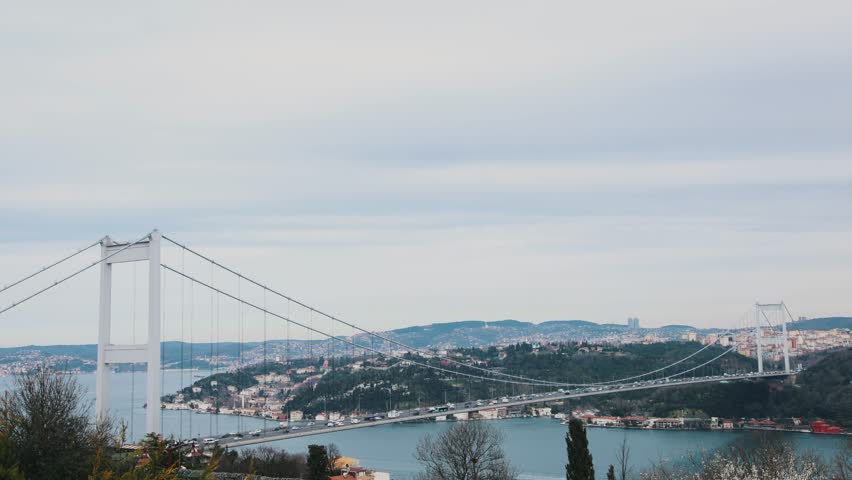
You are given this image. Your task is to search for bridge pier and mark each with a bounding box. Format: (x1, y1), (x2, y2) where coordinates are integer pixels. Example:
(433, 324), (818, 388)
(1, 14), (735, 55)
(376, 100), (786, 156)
(95, 231), (162, 436)
(754, 302), (792, 375)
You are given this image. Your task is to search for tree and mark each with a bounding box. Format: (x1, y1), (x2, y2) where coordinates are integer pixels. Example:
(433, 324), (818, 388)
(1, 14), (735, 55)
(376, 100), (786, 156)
(307, 444), (331, 480)
(89, 432), (217, 480)
(615, 434), (631, 480)
(0, 432), (23, 480)
(415, 421), (516, 480)
(606, 465), (616, 480)
(215, 445), (306, 478)
(700, 434), (829, 480)
(0, 365), (219, 480)
(834, 438), (852, 480)
(565, 418), (594, 480)
(642, 433), (834, 480)
(0, 365), (114, 479)
(327, 443), (342, 474)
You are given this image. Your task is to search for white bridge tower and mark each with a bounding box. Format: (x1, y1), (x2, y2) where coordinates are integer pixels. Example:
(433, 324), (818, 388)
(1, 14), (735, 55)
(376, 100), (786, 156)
(95, 231), (162, 435)
(754, 302), (791, 374)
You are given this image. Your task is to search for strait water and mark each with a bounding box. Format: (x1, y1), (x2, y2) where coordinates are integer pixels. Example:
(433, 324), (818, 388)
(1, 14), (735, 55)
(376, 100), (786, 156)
(1, 372), (846, 479)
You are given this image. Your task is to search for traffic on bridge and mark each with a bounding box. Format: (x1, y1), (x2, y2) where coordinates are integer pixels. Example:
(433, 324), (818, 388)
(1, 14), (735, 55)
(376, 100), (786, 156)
(209, 370), (794, 448)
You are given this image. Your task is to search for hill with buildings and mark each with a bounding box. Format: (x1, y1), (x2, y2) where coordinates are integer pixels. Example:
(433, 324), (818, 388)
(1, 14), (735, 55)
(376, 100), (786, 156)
(790, 317), (852, 331)
(170, 340), (852, 428)
(1, 316), (849, 375)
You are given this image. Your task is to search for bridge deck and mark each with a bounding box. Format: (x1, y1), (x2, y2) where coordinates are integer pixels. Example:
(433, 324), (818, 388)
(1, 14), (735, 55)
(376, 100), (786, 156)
(214, 371), (792, 448)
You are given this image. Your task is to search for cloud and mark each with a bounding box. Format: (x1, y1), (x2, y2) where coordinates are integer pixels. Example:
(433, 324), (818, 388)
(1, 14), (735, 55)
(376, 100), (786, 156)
(1, 1), (851, 345)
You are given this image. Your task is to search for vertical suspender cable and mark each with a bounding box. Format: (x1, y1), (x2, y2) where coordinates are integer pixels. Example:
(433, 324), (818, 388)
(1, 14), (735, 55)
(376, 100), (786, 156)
(210, 262), (215, 437)
(130, 262), (137, 442)
(237, 275), (242, 433)
(215, 271), (221, 436)
(189, 278), (194, 438)
(286, 298), (291, 425)
(180, 248), (186, 439)
(160, 262), (166, 436)
(263, 287), (268, 432)
(286, 299), (291, 368)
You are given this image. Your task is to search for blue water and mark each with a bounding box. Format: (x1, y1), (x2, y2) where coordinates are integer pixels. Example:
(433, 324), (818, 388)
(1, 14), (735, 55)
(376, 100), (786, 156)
(0, 371), (271, 442)
(255, 418), (847, 480)
(1, 372), (846, 479)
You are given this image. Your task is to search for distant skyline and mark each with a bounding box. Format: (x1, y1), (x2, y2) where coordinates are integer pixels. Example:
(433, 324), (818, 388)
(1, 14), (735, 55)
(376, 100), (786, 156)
(1, 2), (851, 346)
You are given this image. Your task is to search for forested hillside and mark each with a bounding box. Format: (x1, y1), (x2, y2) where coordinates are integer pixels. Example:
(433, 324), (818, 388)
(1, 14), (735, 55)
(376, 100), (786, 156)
(189, 342), (852, 427)
(574, 347), (852, 426)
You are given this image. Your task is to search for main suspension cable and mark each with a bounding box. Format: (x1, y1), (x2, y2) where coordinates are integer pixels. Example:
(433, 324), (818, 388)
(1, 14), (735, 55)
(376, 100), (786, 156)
(163, 264), (733, 389)
(666, 347), (737, 379)
(0, 232), (154, 316)
(0, 236), (105, 295)
(162, 264), (570, 387)
(161, 236), (640, 386)
(782, 302), (811, 351)
(160, 235), (736, 387)
(590, 339), (725, 385)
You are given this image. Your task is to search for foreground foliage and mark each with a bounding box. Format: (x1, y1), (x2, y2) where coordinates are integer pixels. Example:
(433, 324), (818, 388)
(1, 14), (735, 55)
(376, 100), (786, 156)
(415, 422), (516, 480)
(0, 366), (219, 480)
(0, 366), (114, 479)
(640, 434), (851, 480)
(565, 418), (594, 480)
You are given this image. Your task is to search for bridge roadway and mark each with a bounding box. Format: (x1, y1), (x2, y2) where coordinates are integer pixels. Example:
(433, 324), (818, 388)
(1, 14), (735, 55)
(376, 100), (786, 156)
(212, 370), (793, 448)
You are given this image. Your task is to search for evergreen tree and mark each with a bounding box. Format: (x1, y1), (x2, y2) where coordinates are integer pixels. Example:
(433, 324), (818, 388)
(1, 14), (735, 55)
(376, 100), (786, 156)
(606, 465), (615, 480)
(307, 444), (330, 480)
(565, 418), (594, 480)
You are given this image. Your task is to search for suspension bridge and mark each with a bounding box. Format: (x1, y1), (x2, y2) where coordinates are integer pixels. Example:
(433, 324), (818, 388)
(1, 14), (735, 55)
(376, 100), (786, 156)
(0, 230), (802, 446)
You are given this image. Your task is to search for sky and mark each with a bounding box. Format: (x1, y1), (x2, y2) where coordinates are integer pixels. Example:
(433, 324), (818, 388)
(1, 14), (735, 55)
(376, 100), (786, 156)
(1, 2), (851, 346)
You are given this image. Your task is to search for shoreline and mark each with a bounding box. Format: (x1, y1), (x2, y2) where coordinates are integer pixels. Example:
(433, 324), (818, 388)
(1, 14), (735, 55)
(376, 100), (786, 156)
(585, 423), (851, 436)
(163, 407), (851, 437)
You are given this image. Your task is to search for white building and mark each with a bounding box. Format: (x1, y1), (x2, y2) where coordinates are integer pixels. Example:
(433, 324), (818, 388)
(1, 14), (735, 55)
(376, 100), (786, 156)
(531, 407), (552, 417)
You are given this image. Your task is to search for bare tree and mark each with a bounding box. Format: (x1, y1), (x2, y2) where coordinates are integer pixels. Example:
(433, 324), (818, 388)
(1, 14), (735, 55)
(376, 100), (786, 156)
(641, 434), (832, 480)
(834, 438), (852, 480)
(0, 365), (115, 479)
(616, 435), (632, 480)
(415, 422), (517, 480)
(327, 443), (342, 473)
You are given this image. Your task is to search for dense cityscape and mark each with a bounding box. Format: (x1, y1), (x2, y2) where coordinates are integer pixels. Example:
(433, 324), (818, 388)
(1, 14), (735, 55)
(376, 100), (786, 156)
(3, 317), (849, 377)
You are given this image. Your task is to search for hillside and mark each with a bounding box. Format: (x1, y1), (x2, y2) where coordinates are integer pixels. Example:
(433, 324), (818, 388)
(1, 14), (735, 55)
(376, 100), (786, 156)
(261, 345), (851, 426)
(204, 341), (759, 417)
(578, 347), (852, 427)
(1, 316), (848, 372)
(790, 317), (852, 331)
(381, 319), (659, 348)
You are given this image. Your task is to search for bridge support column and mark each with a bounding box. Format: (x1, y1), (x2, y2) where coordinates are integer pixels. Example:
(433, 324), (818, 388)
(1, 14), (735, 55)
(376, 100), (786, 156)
(95, 230), (162, 437)
(95, 238), (113, 420)
(754, 303), (763, 373)
(754, 302), (792, 375)
(780, 302), (791, 374)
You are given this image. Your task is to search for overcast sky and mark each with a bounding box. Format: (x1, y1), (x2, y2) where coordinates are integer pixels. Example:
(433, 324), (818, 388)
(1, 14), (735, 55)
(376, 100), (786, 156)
(1, 2), (851, 346)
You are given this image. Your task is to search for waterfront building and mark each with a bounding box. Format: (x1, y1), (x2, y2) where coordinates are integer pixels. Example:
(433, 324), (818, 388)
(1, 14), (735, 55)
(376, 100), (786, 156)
(476, 409), (500, 420)
(531, 407), (552, 417)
